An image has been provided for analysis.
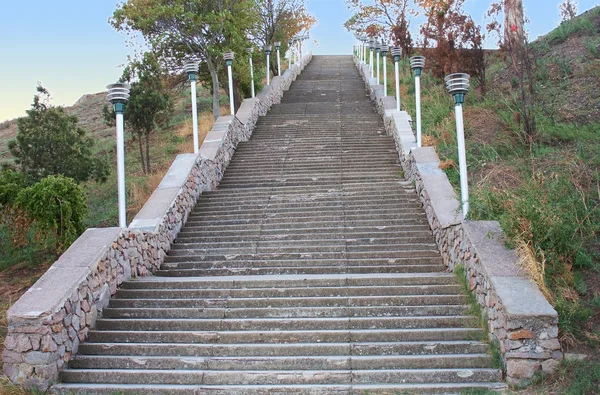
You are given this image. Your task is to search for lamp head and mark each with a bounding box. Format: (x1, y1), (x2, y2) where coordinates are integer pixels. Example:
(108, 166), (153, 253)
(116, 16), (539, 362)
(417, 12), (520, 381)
(183, 60), (200, 80)
(390, 46), (402, 62)
(409, 56), (426, 77)
(223, 51), (234, 66)
(107, 83), (130, 113)
(444, 73), (470, 105)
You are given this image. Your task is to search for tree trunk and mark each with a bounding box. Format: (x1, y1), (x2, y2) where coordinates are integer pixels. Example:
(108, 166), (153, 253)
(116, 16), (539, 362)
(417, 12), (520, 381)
(137, 131), (146, 174)
(145, 131), (151, 173)
(233, 77), (243, 113)
(504, 0), (524, 50)
(206, 58), (221, 120)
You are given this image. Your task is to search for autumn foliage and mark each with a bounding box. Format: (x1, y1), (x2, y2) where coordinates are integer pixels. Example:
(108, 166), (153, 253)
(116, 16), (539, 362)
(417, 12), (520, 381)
(345, 0), (486, 91)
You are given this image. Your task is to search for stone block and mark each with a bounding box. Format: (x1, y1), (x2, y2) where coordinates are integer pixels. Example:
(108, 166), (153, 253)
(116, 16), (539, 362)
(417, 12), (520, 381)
(506, 358), (541, 380)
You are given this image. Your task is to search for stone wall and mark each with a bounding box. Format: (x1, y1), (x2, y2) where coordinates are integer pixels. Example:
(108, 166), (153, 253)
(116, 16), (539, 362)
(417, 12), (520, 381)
(2, 54), (313, 391)
(354, 56), (561, 387)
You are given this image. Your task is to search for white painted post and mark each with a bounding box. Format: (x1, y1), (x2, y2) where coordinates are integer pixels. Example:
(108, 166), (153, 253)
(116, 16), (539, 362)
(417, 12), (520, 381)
(380, 45), (389, 97)
(106, 83), (130, 229)
(183, 60), (200, 153)
(415, 76), (422, 146)
(391, 47), (402, 111)
(375, 42), (381, 85)
(395, 62), (400, 111)
(275, 42), (281, 76)
(445, 73), (471, 217)
(369, 40), (374, 78)
(265, 45), (272, 85)
(410, 56), (426, 148)
(190, 82), (199, 152)
(247, 48), (255, 98)
(224, 52), (235, 115)
(115, 112), (126, 228)
(455, 103), (469, 216)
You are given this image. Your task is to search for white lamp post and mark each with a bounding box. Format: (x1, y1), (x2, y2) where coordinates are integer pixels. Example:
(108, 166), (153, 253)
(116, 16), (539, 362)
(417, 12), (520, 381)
(264, 45), (272, 85)
(247, 48), (255, 98)
(369, 39), (375, 78)
(391, 46), (402, 111)
(362, 37), (368, 63)
(380, 45), (389, 96)
(375, 41), (381, 85)
(445, 73), (471, 217)
(224, 51), (235, 115)
(274, 41), (281, 76)
(410, 56), (426, 148)
(106, 83), (130, 229)
(183, 60), (200, 154)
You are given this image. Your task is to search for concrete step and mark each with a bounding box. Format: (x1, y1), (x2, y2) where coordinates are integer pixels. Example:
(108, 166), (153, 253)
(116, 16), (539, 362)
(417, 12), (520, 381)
(173, 235), (435, 247)
(86, 328), (486, 345)
(95, 316), (477, 331)
(109, 294), (468, 309)
(69, 354), (493, 371)
(52, 382), (507, 394)
(101, 305), (470, 319)
(161, 257), (443, 269)
(113, 285), (463, 300)
(155, 265), (446, 277)
(191, 201), (422, 212)
(176, 225), (435, 238)
(123, 274), (457, 289)
(182, 213), (428, 226)
(164, 251), (441, 262)
(61, 368), (502, 385)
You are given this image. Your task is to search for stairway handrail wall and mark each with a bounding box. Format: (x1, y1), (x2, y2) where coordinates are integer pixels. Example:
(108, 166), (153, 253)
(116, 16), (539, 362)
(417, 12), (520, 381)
(353, 55), (560, 388)
(2, 54), (313, 391)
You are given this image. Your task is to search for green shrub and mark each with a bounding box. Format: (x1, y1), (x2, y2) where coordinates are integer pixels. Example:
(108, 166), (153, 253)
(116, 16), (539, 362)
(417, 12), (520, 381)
(0, 169), (29, 207)
(16, 175), (87, 250)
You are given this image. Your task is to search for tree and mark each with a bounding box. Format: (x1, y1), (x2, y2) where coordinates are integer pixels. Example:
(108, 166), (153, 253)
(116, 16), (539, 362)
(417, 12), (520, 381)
(104, 52), (173, 174)
(559, 0), (578, 22)
(112, 0), (259, 120)
(344, 0), (414, 48)
(416, 0), (486, 88)
(255, 0), (316, 74)
(8, 86), (108, 184)
(488, 1), (537, 143)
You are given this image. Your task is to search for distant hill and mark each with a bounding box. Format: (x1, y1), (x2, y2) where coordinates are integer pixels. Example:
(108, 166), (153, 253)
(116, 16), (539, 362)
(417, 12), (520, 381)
(0, 92), (113, 164)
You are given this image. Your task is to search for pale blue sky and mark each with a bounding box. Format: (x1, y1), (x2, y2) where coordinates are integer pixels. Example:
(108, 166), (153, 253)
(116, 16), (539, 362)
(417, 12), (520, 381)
(1, 0), (598, 122)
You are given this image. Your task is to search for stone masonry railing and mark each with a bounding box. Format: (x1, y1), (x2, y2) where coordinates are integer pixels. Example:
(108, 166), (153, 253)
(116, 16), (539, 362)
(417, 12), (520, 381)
(354, 57), (561, 387)
(2, 54), (313, 391)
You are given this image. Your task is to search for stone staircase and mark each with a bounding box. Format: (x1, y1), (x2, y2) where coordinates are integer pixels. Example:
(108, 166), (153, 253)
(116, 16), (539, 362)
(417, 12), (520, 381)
(52, 56), (505, 394)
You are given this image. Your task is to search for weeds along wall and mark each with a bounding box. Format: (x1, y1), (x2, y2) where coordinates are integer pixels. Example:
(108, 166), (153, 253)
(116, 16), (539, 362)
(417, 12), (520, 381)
(354, 56), (561, 388)
(1, 54), (313, 391)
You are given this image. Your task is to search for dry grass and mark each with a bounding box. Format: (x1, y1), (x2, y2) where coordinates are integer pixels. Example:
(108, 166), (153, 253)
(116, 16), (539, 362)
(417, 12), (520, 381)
(128, 106), (229, 217)
(439, 158), (457, 171)
(421, 135), (439, 147)
(516, 239), (555, 302)
(0, 377), (34, 395)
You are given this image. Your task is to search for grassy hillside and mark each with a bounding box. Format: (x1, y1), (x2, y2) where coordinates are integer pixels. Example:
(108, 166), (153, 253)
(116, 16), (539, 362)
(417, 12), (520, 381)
(385, 7), (600, 392)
